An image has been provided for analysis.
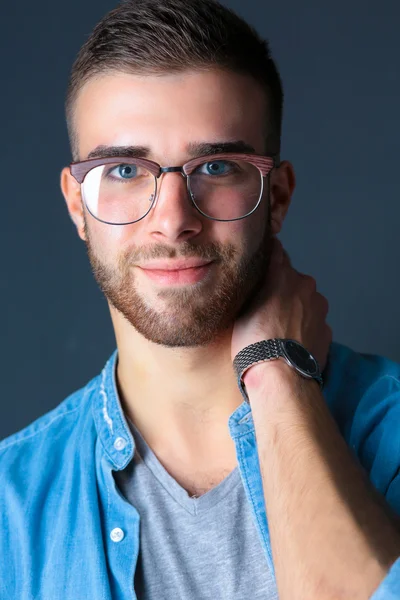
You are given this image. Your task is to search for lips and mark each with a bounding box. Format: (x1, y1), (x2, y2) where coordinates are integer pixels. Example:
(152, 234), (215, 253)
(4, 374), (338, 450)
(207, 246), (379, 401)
(137, 261), (214, 285)
(139, 260), (213, 271)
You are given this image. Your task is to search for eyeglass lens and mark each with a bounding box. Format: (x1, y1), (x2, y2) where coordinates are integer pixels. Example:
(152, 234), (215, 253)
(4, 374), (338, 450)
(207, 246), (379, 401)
(81, 158), (263, 224)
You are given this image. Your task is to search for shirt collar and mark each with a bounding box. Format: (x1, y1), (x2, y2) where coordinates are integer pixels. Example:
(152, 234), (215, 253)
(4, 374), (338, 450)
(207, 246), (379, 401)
(92, 350), (135, 471)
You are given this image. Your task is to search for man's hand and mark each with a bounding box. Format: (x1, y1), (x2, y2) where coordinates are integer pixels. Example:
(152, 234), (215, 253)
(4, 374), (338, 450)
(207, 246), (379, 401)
(231, 237), (332, 372)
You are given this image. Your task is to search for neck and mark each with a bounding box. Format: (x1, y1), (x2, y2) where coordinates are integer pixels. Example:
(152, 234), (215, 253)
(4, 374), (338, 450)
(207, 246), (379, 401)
(114, 319), (243, 458)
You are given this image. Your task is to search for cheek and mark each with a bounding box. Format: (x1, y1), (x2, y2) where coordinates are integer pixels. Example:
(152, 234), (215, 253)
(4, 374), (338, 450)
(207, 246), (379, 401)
(241, 213), (268, 254)
(221, 221), (264, 262)
(86, 218), (131, 264)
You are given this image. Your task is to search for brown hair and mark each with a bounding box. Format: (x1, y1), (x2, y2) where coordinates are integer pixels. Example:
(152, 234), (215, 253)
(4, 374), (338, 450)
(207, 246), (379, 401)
(65, 0), (284, 160)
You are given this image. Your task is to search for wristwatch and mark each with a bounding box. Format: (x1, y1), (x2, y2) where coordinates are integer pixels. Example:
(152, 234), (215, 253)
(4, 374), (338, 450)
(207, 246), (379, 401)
(233, 339), (323, 404)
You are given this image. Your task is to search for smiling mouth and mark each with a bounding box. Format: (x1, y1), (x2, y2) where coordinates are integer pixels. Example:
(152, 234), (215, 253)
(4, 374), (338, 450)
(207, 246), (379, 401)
(137, 262), (214, 285)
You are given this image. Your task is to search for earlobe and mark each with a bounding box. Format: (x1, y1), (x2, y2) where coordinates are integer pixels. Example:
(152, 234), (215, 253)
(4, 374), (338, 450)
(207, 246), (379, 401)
(60, 167), (87, 241)
(269, 160), (296, 234)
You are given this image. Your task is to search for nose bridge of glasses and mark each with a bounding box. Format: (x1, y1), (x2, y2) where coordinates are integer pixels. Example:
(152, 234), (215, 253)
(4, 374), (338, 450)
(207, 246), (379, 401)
(159, 166), (185, 175)
(155, 165), (191, 203)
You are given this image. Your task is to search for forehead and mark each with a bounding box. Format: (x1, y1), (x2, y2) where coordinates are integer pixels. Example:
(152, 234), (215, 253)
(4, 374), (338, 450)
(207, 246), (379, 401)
(73, 69), (268, 160)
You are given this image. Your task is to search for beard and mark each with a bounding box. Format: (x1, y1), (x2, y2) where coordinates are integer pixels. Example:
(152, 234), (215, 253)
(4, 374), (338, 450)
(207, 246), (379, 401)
(83, 203), (272, 348)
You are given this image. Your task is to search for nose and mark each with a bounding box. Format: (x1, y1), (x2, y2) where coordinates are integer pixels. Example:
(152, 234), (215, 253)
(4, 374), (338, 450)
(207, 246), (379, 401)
(147, 170), (203, 243)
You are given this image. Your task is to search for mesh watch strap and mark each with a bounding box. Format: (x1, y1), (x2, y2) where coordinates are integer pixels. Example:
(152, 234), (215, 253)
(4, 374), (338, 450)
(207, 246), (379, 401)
(233, 339), (284, 403)
(233, 339), (323, 404)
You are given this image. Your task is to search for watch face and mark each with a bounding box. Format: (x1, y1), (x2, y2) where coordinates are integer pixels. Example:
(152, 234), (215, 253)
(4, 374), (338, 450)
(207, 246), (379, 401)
(282, 340), (319, 376)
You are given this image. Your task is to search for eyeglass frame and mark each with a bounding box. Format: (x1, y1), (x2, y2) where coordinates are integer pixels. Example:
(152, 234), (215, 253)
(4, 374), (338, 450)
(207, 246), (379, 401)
(69, 152), (281, 225)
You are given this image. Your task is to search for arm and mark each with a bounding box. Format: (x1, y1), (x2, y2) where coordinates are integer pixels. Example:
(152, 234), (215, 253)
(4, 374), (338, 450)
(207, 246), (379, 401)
(231, 239), (400, 599)
(245, 360), (400, 600)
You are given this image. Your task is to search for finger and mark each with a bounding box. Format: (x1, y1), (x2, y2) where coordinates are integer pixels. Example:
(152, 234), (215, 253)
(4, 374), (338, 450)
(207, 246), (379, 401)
(302, 274), (317, 292)
(319, 293), (329, 318)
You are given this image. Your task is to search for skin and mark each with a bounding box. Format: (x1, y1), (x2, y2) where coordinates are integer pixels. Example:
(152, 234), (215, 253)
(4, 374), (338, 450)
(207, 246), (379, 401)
(61, 69), (294, 492)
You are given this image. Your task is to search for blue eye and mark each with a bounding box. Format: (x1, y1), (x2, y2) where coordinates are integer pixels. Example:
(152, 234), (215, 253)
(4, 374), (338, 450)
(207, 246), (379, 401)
(117, 164), (137, 179)
(202, 161), (230, 176)
(107, 164), (138, 179)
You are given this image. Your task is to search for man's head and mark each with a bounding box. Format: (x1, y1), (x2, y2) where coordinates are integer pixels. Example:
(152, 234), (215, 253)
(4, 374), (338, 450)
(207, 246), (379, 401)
(61, 0), (295, 348)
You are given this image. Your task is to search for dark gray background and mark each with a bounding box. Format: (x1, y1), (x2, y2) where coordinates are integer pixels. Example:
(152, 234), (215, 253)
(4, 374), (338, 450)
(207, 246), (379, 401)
(1, 0), (399, 440)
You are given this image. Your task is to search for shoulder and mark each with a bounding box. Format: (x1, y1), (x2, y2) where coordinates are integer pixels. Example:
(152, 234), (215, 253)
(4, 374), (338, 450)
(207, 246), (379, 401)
(325, 341), (400, 427)
(326, 341), (400, 389)
(0, 373), (106, 594)
(0, 373), (100, 481)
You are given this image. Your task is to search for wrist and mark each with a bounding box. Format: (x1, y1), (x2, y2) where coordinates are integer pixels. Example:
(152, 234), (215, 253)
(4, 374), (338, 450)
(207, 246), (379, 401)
(242, 357), (319, 397)
(242, 358), (297, 390)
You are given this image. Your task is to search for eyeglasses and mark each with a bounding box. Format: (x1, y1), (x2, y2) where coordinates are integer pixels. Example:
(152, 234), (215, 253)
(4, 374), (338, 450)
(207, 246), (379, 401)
(69, 152), (279, 225)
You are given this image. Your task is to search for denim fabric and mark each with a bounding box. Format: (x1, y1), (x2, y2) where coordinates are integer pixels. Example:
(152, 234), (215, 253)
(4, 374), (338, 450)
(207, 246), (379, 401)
(1, 341), (400, 599)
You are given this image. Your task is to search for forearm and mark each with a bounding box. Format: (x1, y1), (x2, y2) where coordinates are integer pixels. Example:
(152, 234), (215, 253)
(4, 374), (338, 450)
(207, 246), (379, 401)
(245, 361), (400, 600)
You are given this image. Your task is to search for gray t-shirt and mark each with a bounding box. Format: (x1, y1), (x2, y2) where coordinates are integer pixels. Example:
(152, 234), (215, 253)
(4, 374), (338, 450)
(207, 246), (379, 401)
(114, 418), (278, 599)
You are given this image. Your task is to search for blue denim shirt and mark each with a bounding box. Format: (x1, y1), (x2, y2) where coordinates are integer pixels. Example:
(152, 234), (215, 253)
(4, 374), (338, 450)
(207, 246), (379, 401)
(2, 341), (400, 599)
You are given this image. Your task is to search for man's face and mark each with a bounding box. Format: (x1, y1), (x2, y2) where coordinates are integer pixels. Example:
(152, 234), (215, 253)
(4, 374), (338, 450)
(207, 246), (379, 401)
(62, 69), (292, 347)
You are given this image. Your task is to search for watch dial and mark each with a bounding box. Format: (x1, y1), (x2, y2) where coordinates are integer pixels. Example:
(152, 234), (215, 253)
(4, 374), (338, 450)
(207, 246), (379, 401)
(284, 340), (318, 375)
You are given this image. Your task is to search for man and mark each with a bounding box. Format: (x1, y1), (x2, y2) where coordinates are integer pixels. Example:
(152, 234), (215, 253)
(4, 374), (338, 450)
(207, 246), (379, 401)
(1, 0), (400, 598)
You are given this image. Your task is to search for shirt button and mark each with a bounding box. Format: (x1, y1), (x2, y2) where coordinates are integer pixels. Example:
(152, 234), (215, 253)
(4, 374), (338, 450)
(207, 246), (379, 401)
(110, 528), (125, 543)
(114, 437), (127, 451)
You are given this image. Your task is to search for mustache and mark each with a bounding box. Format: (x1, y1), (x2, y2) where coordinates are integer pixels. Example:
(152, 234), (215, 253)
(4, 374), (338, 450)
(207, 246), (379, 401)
(122, 240), (237, 267)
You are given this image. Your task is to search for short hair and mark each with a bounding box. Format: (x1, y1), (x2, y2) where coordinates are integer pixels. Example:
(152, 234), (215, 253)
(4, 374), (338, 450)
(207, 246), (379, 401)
(65, 0), (284, 160)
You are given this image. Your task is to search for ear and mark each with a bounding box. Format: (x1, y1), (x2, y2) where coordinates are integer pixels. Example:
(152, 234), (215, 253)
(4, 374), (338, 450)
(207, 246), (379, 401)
(60, 167), (87, 241)
(269, 160), (296, 235)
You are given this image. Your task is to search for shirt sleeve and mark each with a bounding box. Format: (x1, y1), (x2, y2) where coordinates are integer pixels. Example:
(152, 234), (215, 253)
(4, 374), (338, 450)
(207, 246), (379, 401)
(369, 558), (400, 599)
(346, 374), (400, 599)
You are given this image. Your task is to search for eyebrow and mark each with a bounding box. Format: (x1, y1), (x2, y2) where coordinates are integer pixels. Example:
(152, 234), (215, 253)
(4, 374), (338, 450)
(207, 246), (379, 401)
(85, 140), (256, 161)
